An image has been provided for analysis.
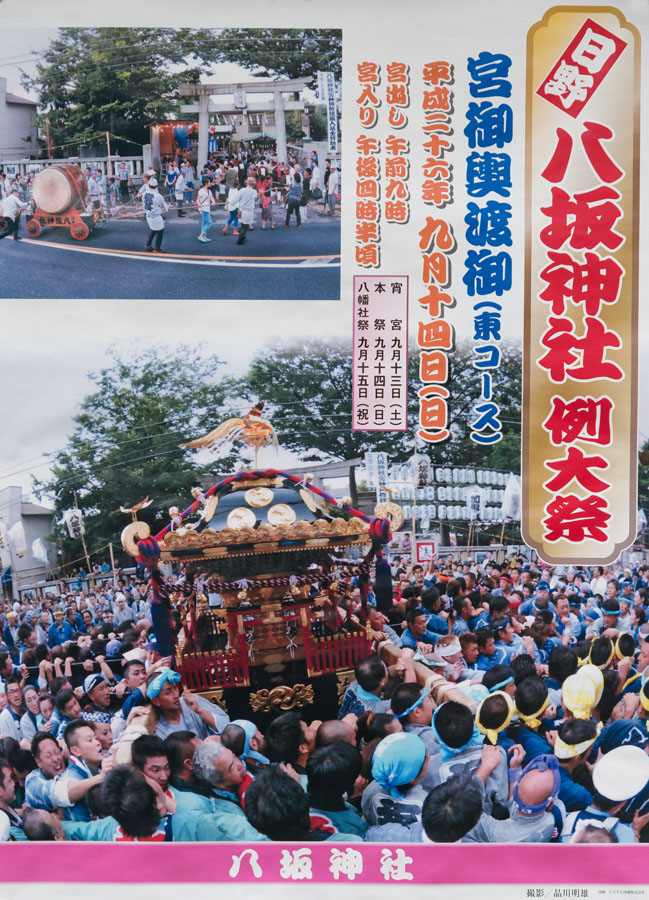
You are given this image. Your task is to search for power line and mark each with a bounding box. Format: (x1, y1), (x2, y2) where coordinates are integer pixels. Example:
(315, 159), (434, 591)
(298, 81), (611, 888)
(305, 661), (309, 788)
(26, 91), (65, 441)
(0, 30), (341, 66)
(5, 46), (338, 76)
(0, 397), (378, 480)
(0, 407), (525, 487)
(3, 420), (526, 500)
(0, 30), (342, 67)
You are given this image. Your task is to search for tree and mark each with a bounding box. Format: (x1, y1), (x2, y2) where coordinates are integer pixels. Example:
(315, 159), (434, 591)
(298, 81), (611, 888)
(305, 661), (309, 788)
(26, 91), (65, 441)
(307, 105), (329, 142)
(637, 445), (649, 547)
(439, 340), (522, 472)
(285, 110), (306, 144)
(24, 28), (341, 157)
(194, 28), (342, 82)
(240, 338), (522, 504)
(33, 345), (238, 564)
(22, 28), (206, 155)
(36, 339), (524, 566)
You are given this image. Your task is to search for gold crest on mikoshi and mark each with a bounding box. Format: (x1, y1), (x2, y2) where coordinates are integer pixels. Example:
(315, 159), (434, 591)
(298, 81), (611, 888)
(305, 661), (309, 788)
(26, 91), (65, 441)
(119, 497), (153, 522)
(374, 500), (405, 532)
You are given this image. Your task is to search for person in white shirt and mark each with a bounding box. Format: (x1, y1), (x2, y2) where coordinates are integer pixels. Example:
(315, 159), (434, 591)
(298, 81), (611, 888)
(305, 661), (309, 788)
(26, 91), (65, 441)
(222, 183), (240, 236)
(590, 566), (609, 598)
(174, 172), (187, 218)
(0, 188), (28, 241)
(196, 177), (216, 242)
(236, 177), (258, 245)
(136, 174), (151, 199)
(87, 171), (103, 211)
(141, 178), (168, 254)
(327, 164), (339, 214)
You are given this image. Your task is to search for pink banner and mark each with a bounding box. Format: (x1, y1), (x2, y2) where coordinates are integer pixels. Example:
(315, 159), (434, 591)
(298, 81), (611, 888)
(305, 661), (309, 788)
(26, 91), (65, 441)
(352, 274), (408, 431)
(0, 842), (645, 883)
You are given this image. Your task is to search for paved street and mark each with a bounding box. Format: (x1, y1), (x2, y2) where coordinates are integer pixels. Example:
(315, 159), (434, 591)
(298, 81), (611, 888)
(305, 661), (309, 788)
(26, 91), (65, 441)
(0, 201), (340, 300)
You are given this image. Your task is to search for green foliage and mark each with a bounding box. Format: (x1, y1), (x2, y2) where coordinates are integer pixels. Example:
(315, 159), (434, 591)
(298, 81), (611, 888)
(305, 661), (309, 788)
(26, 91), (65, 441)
(285, 110), (305, 144)
(307, 105), (328, 142)
(241, 337), (522, 472)
(36, 337), (523, 564)
(22, 28), (206, 154)
(439, 340), (522, 472)
(243, 338), (414, 464)
(23, 27), (341, 156)
(33, 345), (237, 561)
(192, 28), (342, 82)
(638, 443), (649, 546)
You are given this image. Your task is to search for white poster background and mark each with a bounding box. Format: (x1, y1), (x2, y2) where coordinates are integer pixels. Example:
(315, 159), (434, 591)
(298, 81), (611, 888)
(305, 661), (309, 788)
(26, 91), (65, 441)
(3, 886), (649, 900)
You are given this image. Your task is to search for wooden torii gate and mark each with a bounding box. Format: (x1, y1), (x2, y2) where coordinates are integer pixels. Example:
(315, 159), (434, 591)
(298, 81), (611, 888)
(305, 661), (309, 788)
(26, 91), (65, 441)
(178, 78), (312, 172)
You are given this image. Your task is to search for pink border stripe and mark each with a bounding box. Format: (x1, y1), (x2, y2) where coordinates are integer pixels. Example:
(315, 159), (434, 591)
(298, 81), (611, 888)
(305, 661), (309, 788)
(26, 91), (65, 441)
(0, 843), (644, 883)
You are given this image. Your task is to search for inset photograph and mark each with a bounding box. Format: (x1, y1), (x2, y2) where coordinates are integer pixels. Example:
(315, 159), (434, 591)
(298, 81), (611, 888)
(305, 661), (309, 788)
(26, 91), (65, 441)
(0, 27), (341, 299)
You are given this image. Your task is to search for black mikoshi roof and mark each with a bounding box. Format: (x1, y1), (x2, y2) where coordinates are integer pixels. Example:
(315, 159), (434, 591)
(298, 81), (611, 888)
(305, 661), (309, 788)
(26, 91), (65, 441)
(153, 470), (373, 574)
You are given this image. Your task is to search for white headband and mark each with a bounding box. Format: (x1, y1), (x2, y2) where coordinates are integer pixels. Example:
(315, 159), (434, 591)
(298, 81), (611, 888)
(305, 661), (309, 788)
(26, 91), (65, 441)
(435, 638), (461, 659)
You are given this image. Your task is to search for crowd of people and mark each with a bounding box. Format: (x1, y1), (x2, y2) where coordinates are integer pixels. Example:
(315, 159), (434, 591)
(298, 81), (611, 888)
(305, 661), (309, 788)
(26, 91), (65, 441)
(2, 551), (649, 844)
(0, 171), (37, 241)
(136, 148), (339, 253)
(0, 145), (340, 251)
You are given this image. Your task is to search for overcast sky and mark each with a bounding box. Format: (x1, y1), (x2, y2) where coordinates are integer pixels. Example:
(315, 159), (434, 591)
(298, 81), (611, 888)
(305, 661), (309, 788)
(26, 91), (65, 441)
(0, 300), (350, 503)
(0, 29), (58, 99)
(0, 28), (317, 103)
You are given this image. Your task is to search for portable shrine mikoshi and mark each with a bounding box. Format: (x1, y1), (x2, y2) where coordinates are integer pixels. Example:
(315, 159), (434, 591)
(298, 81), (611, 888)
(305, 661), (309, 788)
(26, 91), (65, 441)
(120, 469), (397, 721)
(25, 164), (100, 241)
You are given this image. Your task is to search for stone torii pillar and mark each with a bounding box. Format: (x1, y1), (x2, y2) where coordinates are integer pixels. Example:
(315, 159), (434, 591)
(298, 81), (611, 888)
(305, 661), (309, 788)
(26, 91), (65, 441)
(273, 90), (287, 164)
(198, 91), (209, 175)
(178, 78), (312, 173)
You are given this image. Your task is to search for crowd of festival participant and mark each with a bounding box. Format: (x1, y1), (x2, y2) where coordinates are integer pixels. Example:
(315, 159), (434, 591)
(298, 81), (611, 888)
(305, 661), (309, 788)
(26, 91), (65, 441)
(0, 146), (340, 247)
(134, 149), (337, 251)
(1, 552), (649, 843)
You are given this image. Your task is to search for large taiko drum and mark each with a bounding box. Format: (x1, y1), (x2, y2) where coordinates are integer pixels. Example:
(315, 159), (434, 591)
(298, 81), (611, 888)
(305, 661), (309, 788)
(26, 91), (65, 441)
(32, 164), (89, 215)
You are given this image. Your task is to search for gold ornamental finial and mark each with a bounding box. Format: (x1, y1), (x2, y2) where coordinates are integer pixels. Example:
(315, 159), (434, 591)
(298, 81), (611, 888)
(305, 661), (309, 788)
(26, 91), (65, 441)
(119, 497), (153, 523)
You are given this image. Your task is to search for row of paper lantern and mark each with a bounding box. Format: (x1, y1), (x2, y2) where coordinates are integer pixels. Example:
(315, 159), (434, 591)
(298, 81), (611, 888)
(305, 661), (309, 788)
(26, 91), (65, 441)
(391, 486), (506, 503)
(401, 504), (506, 522)
(388, 465), (510, 486)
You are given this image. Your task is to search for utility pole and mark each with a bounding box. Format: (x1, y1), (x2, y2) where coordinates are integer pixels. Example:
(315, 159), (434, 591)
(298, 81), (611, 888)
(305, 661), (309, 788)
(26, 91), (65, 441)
(106, 131), (113, 178)
(73, 490), (93, 575)
(109, 542), (118, 589)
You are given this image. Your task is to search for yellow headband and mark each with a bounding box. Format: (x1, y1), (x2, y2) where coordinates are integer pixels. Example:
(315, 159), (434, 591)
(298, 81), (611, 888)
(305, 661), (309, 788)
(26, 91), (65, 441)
(576, 664), (605, 706)
(517, 695), (550, 731)
(641, 685), (649, 712)
(623, 671), (643, 691)
(562, 673), (597, 720)
(615, 634), (636, 661)
(475, 690), (516, 745)
(554, 733), (596, 760)
(583, 641), (615, 670)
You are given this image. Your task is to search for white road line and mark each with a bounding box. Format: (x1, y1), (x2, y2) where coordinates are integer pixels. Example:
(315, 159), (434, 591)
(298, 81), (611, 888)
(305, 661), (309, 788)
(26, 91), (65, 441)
(20, 240), (340, 269)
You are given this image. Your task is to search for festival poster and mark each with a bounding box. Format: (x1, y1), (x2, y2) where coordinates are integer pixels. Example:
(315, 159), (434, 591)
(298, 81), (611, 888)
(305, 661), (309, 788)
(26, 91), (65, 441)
(0, 0), (648, 895)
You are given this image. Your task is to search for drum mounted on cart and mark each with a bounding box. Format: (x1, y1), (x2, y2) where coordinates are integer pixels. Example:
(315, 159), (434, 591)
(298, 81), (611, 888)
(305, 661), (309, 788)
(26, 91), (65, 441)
(25, 164), (101, 241)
